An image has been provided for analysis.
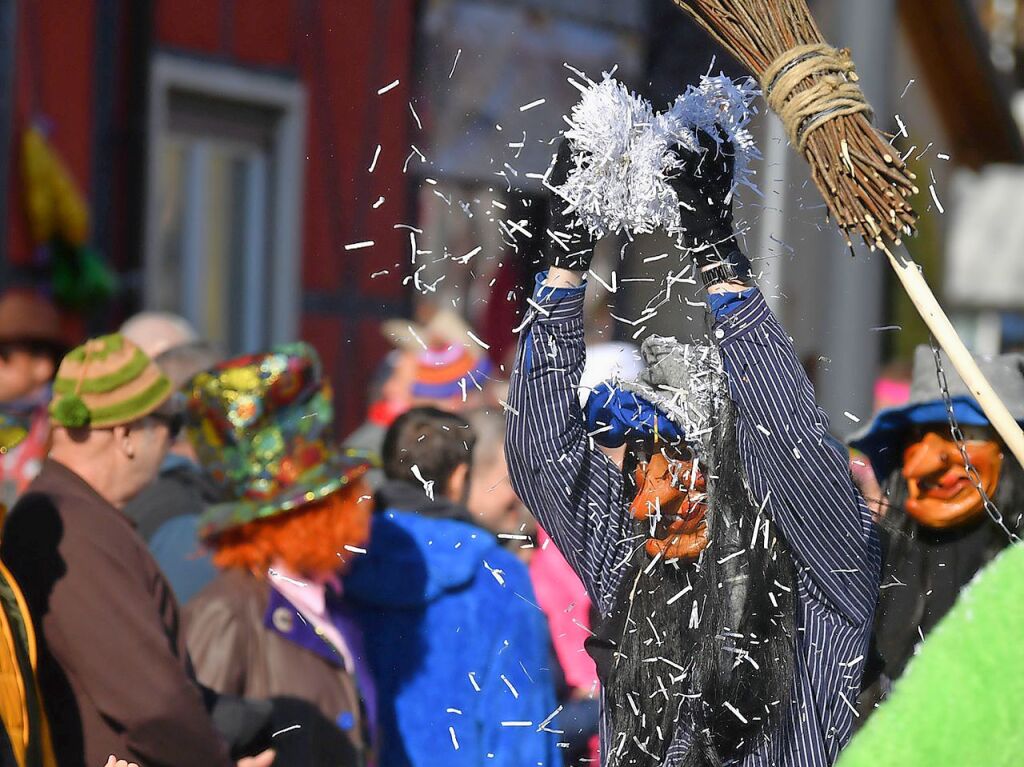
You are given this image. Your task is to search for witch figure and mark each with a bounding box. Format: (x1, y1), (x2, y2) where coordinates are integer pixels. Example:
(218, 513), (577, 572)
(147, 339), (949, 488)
(849, 346), (1024, 705)
(506, 79), (880, 766)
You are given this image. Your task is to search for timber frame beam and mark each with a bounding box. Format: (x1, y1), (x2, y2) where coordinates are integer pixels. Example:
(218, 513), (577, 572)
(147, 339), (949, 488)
(898, 0), (1024, 167)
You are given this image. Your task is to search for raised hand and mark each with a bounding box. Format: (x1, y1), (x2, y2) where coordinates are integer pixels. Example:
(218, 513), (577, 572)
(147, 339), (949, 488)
(542, 138), (598, 274)
(667, 129), (752, 288)
(237, 749), (275, 767)
(668, 128), (736, 251)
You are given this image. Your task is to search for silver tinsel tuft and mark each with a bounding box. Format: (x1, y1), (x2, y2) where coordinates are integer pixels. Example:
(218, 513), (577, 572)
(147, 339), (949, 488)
(659, 74), (761, 199)
(554, 73), (760, 238)
(558, 76), (681, 238)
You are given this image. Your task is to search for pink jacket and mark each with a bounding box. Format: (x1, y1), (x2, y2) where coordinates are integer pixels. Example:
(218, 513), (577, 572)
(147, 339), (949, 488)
(529, 528), (598, 691)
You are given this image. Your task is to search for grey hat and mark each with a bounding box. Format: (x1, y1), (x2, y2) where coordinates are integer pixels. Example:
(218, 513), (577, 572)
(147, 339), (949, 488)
(618, 336), (729, 459)
(849, 345), (1024, 482)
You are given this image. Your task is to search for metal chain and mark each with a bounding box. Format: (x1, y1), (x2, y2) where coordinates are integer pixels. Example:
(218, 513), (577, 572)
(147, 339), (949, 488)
(928, 337), (1018, 542)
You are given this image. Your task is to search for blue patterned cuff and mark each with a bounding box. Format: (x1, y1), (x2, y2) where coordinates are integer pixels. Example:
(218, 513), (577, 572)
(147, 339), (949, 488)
(533, 270), (586, 299)
(530, 271), (587, 322)
(713, 287), (772, 344)
(708, 287), (756, 319)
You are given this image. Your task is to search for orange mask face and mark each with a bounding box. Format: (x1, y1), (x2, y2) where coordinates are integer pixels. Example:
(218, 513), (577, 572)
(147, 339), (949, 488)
(902, 429), (1003, 529)
(630, 450), (709, 560)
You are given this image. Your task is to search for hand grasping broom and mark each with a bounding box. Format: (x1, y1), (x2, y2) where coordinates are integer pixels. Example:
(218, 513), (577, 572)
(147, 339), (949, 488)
(671, 0), (917, 248)
(670, 0), (1024, 474)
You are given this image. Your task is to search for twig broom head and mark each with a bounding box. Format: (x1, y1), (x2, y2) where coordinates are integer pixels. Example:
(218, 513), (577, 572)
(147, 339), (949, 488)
(671, 0), (919, 249)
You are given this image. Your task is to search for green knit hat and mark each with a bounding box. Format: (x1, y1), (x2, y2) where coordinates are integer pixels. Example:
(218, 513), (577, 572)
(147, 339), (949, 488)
(50, 333), (173, 429)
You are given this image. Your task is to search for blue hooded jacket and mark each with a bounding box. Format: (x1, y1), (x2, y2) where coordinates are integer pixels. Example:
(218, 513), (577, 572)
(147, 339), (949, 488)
(345, 507), (560, 767)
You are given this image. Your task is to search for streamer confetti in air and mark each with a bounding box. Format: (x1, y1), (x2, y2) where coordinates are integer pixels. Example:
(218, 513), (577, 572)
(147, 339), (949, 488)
(659, 74), (762, 196)
(555, 73), (761, 238)
(557, 76), (677, 238)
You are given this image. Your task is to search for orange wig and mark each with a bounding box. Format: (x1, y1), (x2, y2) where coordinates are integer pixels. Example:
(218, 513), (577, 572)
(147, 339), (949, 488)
(210, 478), (372, 578)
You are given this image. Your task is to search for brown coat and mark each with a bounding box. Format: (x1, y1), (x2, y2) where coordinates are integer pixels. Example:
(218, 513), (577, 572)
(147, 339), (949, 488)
(183, 569), (367, 759)
(0, 461), (232, 767)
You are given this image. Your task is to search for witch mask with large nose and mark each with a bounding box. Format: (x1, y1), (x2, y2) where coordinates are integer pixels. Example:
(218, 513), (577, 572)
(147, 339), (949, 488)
(585, 337), (728, 561)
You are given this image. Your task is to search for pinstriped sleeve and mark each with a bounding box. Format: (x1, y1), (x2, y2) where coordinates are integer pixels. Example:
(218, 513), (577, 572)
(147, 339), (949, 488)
(714, 289), (881, 625)
(505, 282), (633, 614)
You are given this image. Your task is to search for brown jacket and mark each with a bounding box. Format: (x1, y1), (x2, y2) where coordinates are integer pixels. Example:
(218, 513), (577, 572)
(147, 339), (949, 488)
(0, 460), (232, 767)
(184, 570), (367, 758)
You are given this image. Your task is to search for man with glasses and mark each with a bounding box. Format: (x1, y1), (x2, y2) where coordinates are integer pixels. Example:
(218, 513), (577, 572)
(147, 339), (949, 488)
(124, 342), (223, 604)
(0, 334), (242, 767)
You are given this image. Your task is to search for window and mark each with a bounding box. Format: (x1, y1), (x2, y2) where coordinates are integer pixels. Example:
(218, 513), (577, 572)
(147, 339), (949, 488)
(144, 55), (306, 354)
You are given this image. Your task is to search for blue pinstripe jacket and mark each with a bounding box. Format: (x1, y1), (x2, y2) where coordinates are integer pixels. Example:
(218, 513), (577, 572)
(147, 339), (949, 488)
(505, 277), (880, 766)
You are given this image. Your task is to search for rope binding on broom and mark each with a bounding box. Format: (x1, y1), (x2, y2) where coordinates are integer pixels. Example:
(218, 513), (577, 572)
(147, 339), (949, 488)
(761, 43), (871, 151)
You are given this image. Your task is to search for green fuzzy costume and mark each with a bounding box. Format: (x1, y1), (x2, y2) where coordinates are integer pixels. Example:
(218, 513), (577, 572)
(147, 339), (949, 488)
(838, 542), (1024, 766)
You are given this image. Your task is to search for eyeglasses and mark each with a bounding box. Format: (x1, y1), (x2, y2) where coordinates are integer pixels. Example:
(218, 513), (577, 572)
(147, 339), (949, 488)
(149, 411), (184, 441)
(0, 340), (62, 363)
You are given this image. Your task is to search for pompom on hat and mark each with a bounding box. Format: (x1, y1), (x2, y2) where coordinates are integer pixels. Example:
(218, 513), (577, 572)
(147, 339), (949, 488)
(187, 342), (369, 539)
(49, 334), (173, 429)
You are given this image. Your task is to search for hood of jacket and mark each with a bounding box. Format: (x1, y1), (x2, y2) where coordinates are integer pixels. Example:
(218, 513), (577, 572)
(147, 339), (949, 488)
(345, 508), (500, 608)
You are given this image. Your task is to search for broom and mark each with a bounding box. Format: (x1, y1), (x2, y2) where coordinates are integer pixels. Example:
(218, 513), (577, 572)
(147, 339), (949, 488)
(670, 0), (1024, 469)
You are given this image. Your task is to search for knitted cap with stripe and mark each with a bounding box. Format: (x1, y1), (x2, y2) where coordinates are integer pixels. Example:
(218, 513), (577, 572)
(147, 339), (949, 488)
(412, 345), (493, 400)
(50, 334), (172, 429)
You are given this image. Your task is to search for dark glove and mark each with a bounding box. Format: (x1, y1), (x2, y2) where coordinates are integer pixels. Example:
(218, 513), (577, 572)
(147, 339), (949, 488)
(668, 129), (751, 284)
(205, 692), (274, 758)
(542, 138), (597, 273)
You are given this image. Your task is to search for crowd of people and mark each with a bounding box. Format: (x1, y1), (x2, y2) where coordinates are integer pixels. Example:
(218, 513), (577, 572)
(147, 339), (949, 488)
(0, 292), (601, 767)
(0, 90), (1021, 767)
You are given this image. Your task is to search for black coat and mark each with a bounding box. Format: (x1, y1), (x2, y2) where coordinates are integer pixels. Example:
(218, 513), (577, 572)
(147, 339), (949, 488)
(123, 457), (224, 542)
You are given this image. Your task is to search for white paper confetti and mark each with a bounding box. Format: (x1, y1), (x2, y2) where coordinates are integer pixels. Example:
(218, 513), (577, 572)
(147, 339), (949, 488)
(556, 72), (760, 238)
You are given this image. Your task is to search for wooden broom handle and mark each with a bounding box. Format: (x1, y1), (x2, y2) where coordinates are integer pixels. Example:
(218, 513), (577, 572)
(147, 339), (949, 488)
(882, 244), (1024, 469)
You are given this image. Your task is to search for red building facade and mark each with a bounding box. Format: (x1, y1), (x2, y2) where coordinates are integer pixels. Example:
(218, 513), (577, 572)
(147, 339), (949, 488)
(2, 0), (416, 433)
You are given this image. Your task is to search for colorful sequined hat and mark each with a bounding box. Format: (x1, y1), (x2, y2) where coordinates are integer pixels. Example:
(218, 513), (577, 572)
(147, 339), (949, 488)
(187, 342), (368, 539)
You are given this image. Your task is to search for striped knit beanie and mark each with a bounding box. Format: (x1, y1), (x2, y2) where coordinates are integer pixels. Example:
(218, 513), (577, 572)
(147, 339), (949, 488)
(50, 334), (172, 429)
(412, 345), (493, 400)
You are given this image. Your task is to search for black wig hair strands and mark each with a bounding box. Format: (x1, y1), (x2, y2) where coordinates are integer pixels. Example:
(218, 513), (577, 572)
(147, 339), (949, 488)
(603, 393), (798, 767)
